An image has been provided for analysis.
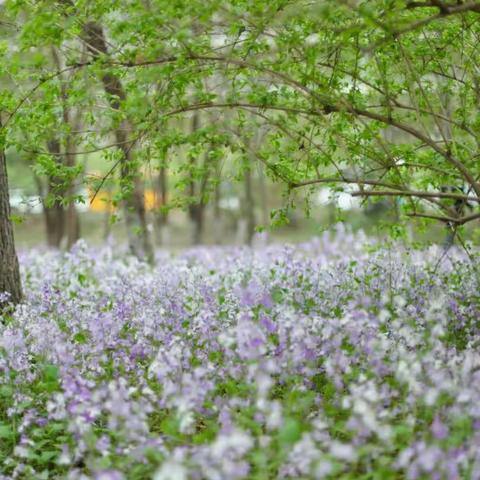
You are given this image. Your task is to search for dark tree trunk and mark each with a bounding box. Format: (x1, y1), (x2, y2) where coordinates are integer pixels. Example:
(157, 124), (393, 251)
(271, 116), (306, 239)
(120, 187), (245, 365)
(44, 139), (66, 248)
(189, 203), (205, 245)
(259, 163), (269, 228)
(188, 152), (212, 246)
(241, 165), (255, 245)
(44, 205), (65, 248)
(155, 164), (170, 245)
(65, 203), (80, 249)
(103, 185), (113, 241)
(64, 121), (81, 250)
(187, 113), (208, 245)
(443, 190), (468, 248)
(52, 46), (81, 250)
(0, 122), (22, 307)
(213, 174), (222, 244)
(82, 22), (153, 263)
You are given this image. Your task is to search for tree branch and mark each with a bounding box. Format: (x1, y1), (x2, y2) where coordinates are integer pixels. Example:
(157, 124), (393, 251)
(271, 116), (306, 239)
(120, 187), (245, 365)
(351, 189), (480, 202)
(406, 212), (457, 223)
(407, 210), (480, 225)
(290, 177), (401, 190)
(367, 2), (480, 51)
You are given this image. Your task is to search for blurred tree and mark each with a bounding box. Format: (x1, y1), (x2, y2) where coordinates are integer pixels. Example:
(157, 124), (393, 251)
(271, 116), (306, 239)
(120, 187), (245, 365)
(80, 21), (154, 262)
(154, 154), (170, 246)
(50, 46), (82, 249)
(187, 112), (206, 245)
(241, 161), (256, 245)
(43, 138), (66, 248)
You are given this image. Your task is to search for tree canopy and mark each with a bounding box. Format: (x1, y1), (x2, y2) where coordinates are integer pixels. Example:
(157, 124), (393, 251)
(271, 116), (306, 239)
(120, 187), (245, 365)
(1, 0), (479, 239)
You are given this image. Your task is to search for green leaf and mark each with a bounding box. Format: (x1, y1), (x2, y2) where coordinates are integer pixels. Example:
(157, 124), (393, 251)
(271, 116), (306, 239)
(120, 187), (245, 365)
(278, 417), (301, 446)
(0, 423), (14, 439)
(39, 450), (58, 464)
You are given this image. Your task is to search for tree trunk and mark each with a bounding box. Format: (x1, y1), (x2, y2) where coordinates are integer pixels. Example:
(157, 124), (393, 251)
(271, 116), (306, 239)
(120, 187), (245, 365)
(0, 121), (22, 307)
(187, 113), (207, 245)
(44, 205), (65, 248)
(213, 175), (222, 244)
(259, 163), (269, 228)
(103, 207), (112, 242)
(438, 83), (462, 249)
(155, 164), (170, 246)
(241, 165), (255, 245)
(63, 119), (81, 250)
(44, 139), (66, 248)
(82, 21), (154, 263)
(52, 46), (81, 250)
(189, 149), (213, 246)
(189, 203), (205, 245)
(65, 203), (80, 249)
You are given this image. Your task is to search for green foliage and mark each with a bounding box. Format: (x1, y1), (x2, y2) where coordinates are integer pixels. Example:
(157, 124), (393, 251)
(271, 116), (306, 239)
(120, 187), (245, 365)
(1, 0), (479, 230)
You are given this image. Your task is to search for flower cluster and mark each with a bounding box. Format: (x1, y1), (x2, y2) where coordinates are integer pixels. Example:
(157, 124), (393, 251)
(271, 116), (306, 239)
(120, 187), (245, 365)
(1, 230), (479, 479)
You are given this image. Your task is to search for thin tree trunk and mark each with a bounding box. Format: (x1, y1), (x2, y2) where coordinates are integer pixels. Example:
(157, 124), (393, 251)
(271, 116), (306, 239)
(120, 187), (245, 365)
(240, 165), (255, 245)
(44, 205), (64, 248)
(65, 203), (80, 248)
(213, 173), (222, 244)
(259, 163), (269, 228)
(187, 112), (207, 245)
(103, 208), (112, 242)
(155, 164), (170, 245)
(44, 139), (66, 248)
(52, 46), (81, 250)
(82, 22), (154, 263)
(63, 115), (81, 249)
(102, 182), (113, 241)
(188, 113), (198, 243)
(0, 118), (22, 307)
(439, 81), (462, 249)
(189, 203), (205, 245)
(190, 147), (214, 245)
(245, 166), (255, 245)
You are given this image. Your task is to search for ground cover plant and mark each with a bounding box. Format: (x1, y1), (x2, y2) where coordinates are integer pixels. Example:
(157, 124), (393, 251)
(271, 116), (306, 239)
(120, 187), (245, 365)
(1, 229), (480, 479)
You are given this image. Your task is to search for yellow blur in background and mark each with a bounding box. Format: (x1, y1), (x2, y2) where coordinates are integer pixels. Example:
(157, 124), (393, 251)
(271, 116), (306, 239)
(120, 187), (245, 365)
(88, 189), (159, 213)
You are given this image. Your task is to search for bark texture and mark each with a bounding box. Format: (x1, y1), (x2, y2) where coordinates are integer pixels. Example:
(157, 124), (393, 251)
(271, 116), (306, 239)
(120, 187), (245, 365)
(0, 123), (22, 307)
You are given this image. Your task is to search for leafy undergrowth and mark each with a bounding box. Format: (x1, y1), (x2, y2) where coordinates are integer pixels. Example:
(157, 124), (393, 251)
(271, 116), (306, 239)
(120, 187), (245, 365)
(1, 230), (480, 479)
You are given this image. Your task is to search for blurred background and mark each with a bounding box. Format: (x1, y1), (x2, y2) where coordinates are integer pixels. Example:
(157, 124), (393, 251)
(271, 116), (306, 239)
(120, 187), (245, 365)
(8, 148), (471, 250)
(3, 0), (479, 253)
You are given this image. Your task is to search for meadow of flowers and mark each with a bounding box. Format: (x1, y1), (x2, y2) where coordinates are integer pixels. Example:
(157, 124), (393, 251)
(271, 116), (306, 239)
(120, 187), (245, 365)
(1, 228), (480, 479)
